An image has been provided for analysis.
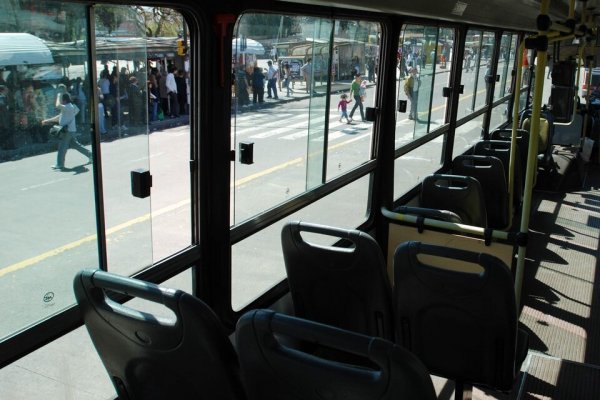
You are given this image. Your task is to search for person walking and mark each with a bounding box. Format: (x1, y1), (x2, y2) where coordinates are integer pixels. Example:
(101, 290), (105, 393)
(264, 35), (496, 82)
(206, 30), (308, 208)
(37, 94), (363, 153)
(42, 93), (92, 170)
(349, 73), (365, 122)
(404, 67), (419, 120)
(266, 60), (279, 99)
(283, 64), (294, 96)
(337, 93), (352, 123)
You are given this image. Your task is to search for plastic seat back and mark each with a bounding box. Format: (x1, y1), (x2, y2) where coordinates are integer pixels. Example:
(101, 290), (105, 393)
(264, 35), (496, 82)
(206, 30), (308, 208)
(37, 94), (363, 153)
(452, 155), (509, 229)
(490, 128), (530, 174)
(420, 174), (487, 227)
(73, 269), (246, 400)
(236, 309), (437, 400)
(393, 241), (527, 391)
(281, 221), (393, 340)
(474, 140), (522, 205)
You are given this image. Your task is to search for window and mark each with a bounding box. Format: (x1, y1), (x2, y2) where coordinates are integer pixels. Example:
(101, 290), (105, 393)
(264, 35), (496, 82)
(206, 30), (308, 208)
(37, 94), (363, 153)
(230, 13), (380, 308)
(457, 29), (496, 118)
(395, 25), (454, 145)
(230, 13), (380, 225)
(0, 0), (191, 359)
(0, 1), (97, 342)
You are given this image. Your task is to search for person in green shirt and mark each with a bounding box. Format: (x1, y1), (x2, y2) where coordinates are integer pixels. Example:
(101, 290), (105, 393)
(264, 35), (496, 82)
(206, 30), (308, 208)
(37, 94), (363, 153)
(349, 73), (364, 122)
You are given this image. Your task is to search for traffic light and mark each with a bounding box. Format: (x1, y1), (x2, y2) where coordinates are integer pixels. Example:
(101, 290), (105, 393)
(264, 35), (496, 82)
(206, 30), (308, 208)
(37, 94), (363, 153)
(177, 38), (187, 56)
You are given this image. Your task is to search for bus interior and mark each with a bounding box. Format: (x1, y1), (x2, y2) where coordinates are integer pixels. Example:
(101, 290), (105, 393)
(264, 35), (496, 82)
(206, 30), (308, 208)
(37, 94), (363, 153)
(1, 0), (600, 399)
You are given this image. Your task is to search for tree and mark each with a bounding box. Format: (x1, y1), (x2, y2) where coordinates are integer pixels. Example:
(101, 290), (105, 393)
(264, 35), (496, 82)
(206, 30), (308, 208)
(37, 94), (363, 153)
(134, 7), (184, 37)
(95, 5), (126, 35)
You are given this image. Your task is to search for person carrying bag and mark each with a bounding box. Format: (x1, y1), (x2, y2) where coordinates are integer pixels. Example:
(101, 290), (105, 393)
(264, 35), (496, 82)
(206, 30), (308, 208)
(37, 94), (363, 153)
(42, 93), (92, 170)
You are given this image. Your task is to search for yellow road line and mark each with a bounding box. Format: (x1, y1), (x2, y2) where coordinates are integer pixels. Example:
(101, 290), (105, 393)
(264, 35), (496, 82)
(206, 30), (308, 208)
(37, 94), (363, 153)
(1, 94), (459, 277)
(0, 199), (191, 278)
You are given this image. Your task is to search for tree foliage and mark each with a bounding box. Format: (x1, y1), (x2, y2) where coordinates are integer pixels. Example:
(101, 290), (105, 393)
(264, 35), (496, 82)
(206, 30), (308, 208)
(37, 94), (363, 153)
(134, 7), (183, 37)
(95, 6), (125, 35)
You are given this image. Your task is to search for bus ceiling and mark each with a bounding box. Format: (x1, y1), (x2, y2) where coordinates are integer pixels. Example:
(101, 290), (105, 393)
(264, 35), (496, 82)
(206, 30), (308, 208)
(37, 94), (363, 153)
(278, 0), (599, 32)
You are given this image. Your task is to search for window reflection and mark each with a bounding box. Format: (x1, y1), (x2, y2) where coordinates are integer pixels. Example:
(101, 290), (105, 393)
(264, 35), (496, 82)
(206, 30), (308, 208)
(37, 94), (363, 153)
(0, 1), (98, 342)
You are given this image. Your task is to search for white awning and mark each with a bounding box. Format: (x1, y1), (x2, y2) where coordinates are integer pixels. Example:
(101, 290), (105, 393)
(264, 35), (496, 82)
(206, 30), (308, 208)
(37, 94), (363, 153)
(0, 33), (54, 67)
(232, 38), (265, 55)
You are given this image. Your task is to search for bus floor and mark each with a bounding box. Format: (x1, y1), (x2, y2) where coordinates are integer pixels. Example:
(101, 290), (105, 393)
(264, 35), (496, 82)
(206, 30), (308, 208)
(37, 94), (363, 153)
(430, 162), (600, 399)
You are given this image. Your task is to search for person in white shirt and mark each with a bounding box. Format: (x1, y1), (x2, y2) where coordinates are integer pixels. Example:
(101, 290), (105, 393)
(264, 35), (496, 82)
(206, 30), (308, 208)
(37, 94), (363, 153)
(266, 60), (279, 99)
(165, 66), (180, 117)
(42, 93), (92, 170)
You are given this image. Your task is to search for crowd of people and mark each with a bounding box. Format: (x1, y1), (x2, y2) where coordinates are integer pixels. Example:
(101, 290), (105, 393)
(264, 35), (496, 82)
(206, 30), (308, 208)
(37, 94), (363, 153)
(0, 60), (189, 150)
(233, 56), (377, 110)
(97, 62), (189, 135)
(0, 60), (190, 169)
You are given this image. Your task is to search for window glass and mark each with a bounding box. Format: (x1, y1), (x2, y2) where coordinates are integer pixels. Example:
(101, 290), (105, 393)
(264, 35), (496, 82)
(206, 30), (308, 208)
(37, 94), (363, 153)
(490, 99), (511, 131)
(0, 1), (192, 346)
(231, 14), (379, 225)
(496, 33), (517, 101)
(0, 1), (97, 342)
(232, 175), (371, 310)
(393, 137), (444, 200)
(395, 25), (452, 146)
(452, 113), (486, 159)
(326, 20), (380, 181)
(96, 6), (192, 273)
(457, 30), (495, 117)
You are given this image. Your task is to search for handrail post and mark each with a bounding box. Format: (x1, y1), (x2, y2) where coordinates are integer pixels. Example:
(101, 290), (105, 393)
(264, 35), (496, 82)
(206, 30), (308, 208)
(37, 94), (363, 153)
(515, 0), (550, 308)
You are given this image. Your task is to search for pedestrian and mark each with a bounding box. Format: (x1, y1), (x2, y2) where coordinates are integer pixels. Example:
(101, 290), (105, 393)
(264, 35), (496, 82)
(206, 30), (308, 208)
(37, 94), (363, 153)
(300, 58), (315, 94)
(484, 60), (494, 97)
(235, 65), (250, 107)
(147, 74), (159, 121)
(266, 60), (279, 99)
(404, 67), (419, 120)
(97, 90), (107, 135)
(349, 73), (365, 122)
(42, 93), (92, 170)
(98, 70), (111, 121)
(158, 71), (169, 117)
(251, 66), (265, 103)
(337, 93), (352, 123)
(166, 66), (180, 118)
(367, 57), (376, 82)
(176, 70), (188, 114)
(128, 76), (144, 126)
(283, 64), (294, 96)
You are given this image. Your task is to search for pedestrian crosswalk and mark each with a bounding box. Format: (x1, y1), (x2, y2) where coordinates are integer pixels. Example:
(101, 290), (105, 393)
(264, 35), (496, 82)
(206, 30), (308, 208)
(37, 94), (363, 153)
(232, 110), (374, 143)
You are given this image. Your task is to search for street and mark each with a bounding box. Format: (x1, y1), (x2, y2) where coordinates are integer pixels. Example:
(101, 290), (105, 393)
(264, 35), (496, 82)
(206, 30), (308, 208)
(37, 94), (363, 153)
(0, 66), (495, 335)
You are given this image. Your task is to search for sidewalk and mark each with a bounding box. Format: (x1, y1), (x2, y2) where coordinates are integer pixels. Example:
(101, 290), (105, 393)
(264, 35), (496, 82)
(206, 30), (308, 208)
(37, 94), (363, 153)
(233, 79), (375, 113)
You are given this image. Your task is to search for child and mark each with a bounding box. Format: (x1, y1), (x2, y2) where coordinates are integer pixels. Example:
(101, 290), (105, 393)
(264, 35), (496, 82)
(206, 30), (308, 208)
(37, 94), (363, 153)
(337, 93), (352, 123)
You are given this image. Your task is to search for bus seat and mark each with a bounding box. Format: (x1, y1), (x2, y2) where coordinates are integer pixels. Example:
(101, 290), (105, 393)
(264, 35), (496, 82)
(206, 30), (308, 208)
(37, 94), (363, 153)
(520, 110), (556, 170)
(420, 174), (487, 228)
(473, 140), (522, 206)
(236, 309), (437, 400)
(73, 269), (246, 400)
(522, 117), (550, 154)
(394, 205), (463, 224)
(490, 128), (530, 175)
(393, 241), (529, 399)
(452, 155), (509, 229)
(281, 221), (393, 340)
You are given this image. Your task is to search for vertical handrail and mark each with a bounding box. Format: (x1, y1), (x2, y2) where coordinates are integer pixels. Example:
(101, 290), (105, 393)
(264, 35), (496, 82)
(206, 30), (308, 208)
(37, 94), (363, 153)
(515, 0), (550, 308)
(508, 40), (525, 229)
